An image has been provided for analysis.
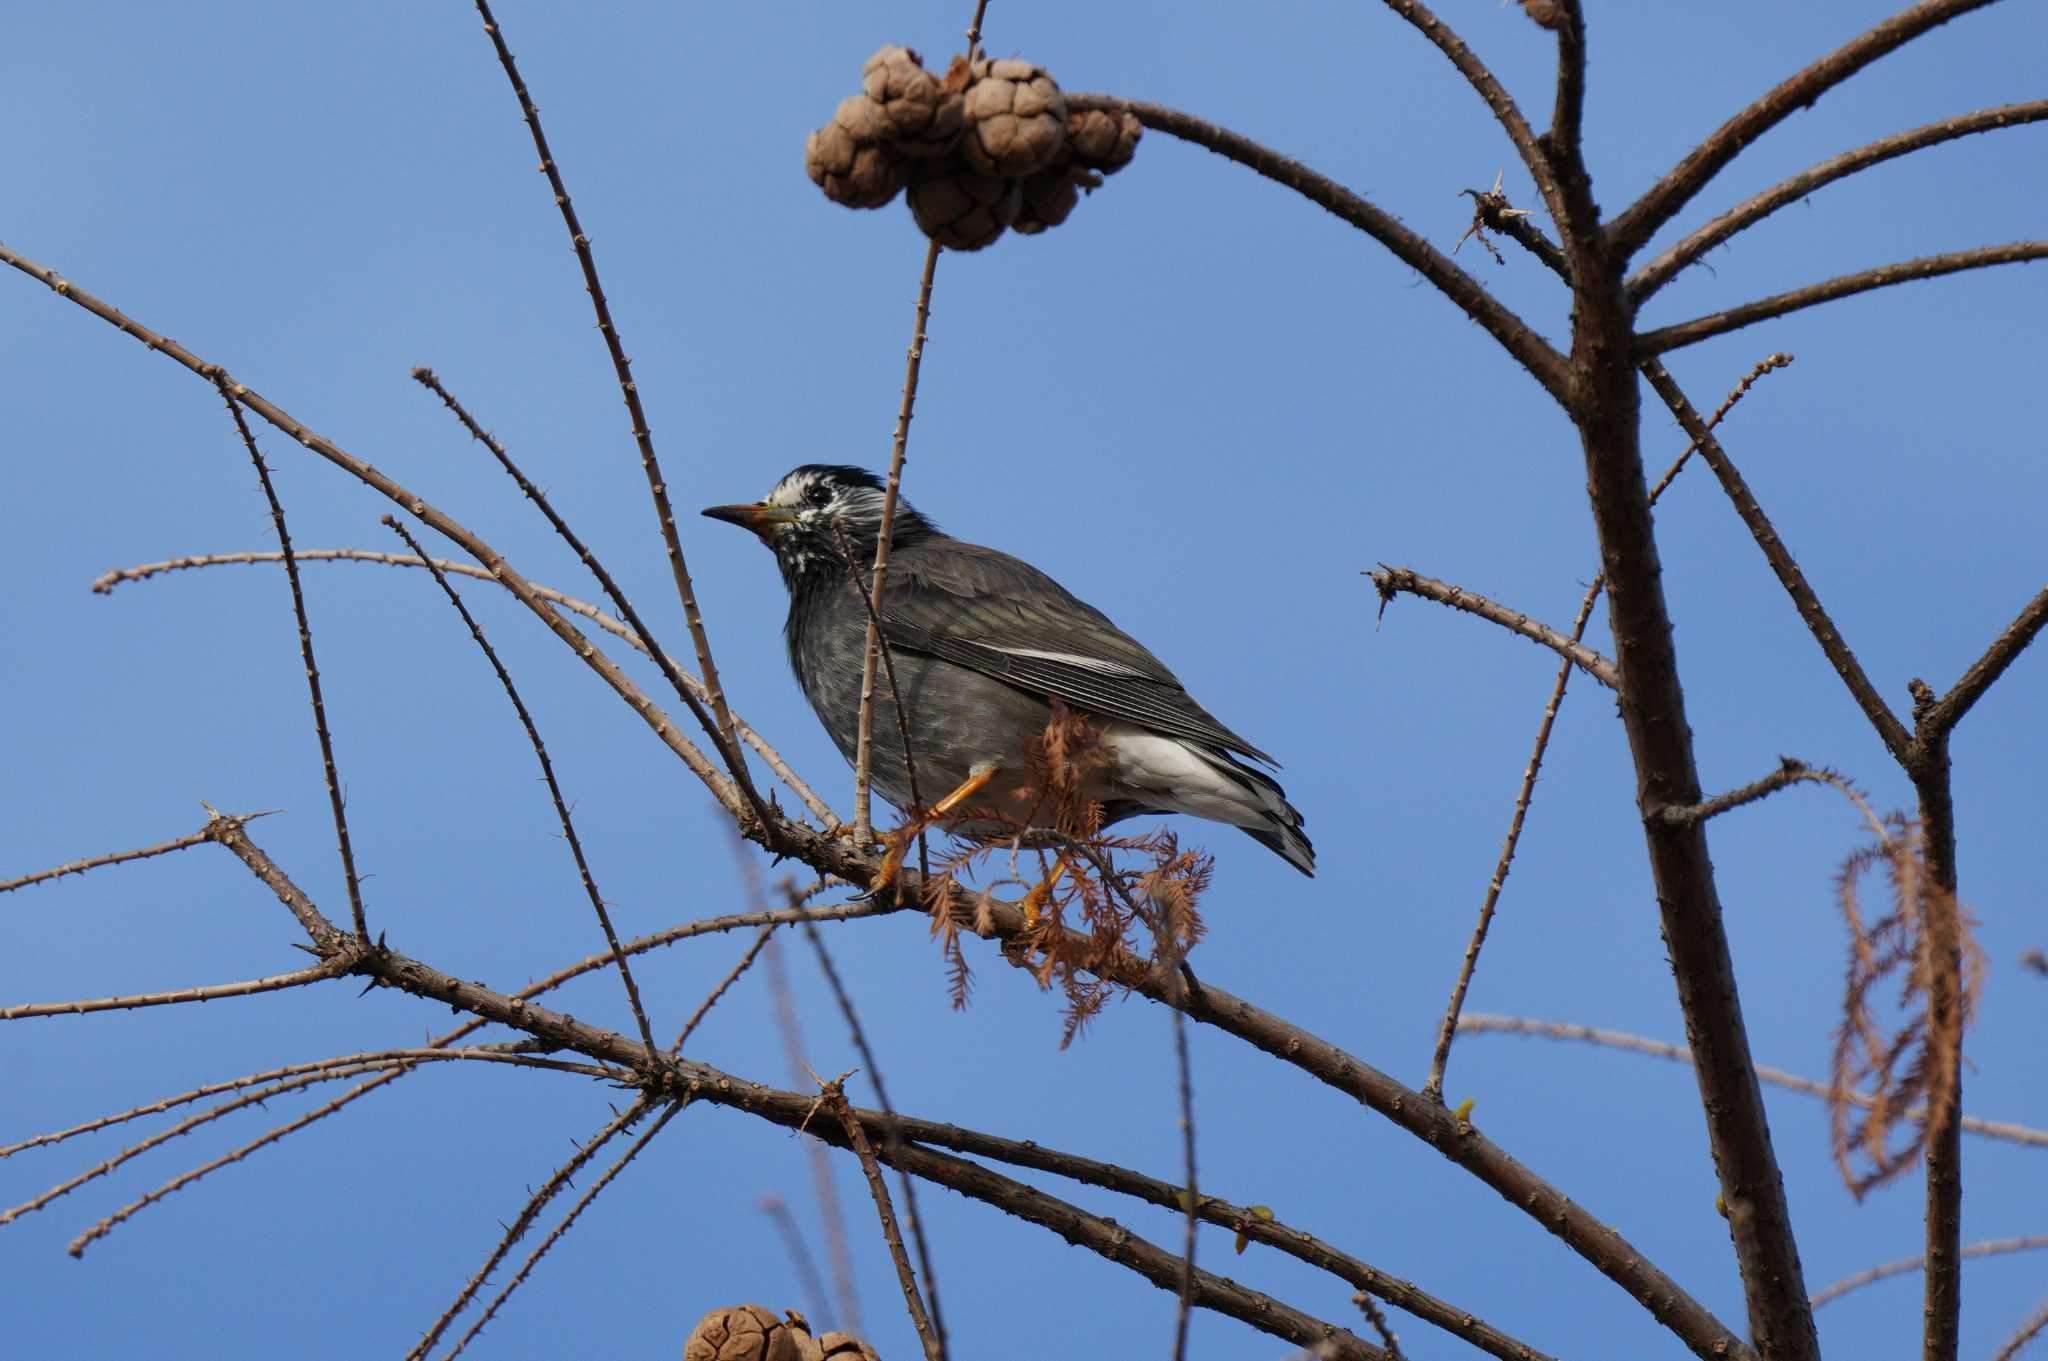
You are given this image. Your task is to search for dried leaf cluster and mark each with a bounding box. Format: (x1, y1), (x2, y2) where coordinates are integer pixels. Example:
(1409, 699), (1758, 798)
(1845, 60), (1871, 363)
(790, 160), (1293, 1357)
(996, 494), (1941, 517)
(1830, 812), (1986, 1198)
(805, 47), (1141, 250)
(917, 702), (1210, 1044)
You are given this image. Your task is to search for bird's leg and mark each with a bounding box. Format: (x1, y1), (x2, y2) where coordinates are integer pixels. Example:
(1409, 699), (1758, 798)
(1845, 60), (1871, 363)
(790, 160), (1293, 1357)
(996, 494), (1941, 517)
(1018, 855), (1069, 926)
(870, 763), (1001, 897)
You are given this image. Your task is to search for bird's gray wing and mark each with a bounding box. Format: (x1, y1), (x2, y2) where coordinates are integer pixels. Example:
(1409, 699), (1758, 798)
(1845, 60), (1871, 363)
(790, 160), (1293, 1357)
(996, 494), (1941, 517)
(877, 540), (1278, 766)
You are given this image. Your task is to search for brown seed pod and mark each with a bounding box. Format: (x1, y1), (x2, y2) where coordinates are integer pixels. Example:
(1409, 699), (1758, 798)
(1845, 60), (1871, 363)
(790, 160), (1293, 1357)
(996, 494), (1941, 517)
(805, 94), (910, 209)
(907, 162), (1023, 251)
(1068, 107), (1142, 174)
(815, 1334), (881, 1361)
(860, 45), (963, 157)
(682, 1304), (805, 1361)
(960, 58), (1068, 177)
(1013, 165), (1086, 236)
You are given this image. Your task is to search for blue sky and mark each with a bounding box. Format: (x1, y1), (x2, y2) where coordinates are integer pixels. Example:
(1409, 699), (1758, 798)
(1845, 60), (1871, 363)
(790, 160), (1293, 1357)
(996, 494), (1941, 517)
(3, 3), (2045, 1357)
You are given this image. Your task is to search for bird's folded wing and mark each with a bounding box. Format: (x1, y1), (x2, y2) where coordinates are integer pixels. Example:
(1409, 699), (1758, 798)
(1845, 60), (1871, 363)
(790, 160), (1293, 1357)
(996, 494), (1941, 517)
(879, 543), (1278, 766)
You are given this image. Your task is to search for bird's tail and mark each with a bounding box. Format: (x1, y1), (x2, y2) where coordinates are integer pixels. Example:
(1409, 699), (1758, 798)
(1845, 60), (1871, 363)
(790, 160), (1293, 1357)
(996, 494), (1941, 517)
(1200, 749), (1315, 877)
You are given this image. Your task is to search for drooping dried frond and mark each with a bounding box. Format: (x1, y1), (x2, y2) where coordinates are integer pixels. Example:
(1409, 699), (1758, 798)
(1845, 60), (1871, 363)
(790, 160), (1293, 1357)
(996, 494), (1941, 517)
(916, 703), (1211, 1043)
(1829, 812), (1986, 1199)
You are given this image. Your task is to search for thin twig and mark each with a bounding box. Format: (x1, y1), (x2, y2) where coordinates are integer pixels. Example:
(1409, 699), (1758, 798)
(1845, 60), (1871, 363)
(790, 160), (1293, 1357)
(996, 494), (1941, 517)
(467, 2), (767, 826)
(1607, 0), (2003, 256)
(801, 909), (946, 1355)
(0, 1047), (609, 1161)
(1352, 1293), (1406, 1360)
(208, 796), (1730, 1360)
(1, 828), (214, 896)
(1921, 585), (2048, 738)
(1, 958), (349, 1021)
(1062, 93), (1571, 403)
(1660, 757), (1850, 825)
(762, 925), (862, 1335)
(1640, 241), (2048, 355)
(854, 240), (942, 845)
(671, 923), (778, 1054)
(1373, 0), (1568, 235)
(441, 1100), (686, 1359)
(760, 1194), (834, 1326)
(0, 243), (745, 820)
(1457, 1014), (2048, 1150)
(1641, 357), (1913, 760)
(407, 1100), (653, 1360)
(822, 1077), (942, 1361)
(1994, 1296), (2048, 1361)
(1421, 598), (1593, 1104)
(1168, 952), (1198, 1361)
(96, 544), (834, 823)
(383, 515), (658, 1060)
(1368, 566), (1618, 688)
(1811, 1234), (2048, 1308)
(1630, 98), (2048, 303)
(66, 1067), (414, 1258)
(1422, 352), (1794, 1104)
(215, 377), (369, 939)
(831, 516), (927, 882)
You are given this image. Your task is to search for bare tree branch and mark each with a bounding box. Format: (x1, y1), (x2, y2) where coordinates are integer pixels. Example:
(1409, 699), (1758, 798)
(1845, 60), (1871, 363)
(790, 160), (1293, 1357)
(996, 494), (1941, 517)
(443, 1100), (687, 1359)
(1607, 0), (2005, 257)
(1369, 566), (1618, 689)
(1062, 94), (1572, 403)
(1457, 1015), (2048, 1150)
(1993, 1295), (2048, 1361)
(1630, 98), (2048, 303)
(671, 924), (777, 1054)
(216, 378), (371, 939)
(95, 546), (835, 824)
(855, 241), (942, 845)
(802, 912), (945, 1353)
(383, 515), (659, 1060)
(1640, 242), (2048, 355)
(1920, 585), (2048, 738)
(1640, 358), (1913, 760)
(0, 242), (747, 821)
(1813, 1234), (2048, 1310)
(467, 1), (767, 827)
(407, 1099), (654, 1360)
(1, 827), (217, 896)
(1660, 757), (1851, 826)
(821, 1077), (943, 1361)
(0, 959), (350, 1021)
(1372, 0), (1569, 237)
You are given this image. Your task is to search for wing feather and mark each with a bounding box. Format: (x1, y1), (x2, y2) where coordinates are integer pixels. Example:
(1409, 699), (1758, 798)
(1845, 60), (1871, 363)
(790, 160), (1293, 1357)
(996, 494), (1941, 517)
(877, 540), (1278, 766)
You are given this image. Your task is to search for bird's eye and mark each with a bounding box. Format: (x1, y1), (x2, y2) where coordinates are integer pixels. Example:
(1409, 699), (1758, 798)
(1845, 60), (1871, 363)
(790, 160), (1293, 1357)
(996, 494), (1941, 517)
(806, 485), (833, 508)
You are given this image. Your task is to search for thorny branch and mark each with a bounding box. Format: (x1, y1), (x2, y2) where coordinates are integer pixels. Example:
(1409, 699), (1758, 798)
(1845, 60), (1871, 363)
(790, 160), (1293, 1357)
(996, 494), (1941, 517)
(1606, 0), (2004, 257)
(854, 241), (942, 845)
(215, 378), (370, 940)
(1, 828), (217, 896)
(467, 1), (770, 831)
(1811, 1234), (2048, 1310)
(1629, 98), (2048, 303)
(94, 546), (834, 823)
(382, 515), (659, 1059)
(1660, 757), (1849, 826)
(820, 1077), (943, 1361)
(1639, 241), (2048, 355)
(1456, 1015), (2048, 1150)
(0, 960), (351, 1021)
(1368, 565), (1618, 688)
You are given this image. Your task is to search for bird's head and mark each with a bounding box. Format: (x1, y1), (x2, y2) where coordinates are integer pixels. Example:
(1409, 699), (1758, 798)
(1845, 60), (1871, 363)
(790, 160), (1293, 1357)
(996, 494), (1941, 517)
(702, 464), (941, 588)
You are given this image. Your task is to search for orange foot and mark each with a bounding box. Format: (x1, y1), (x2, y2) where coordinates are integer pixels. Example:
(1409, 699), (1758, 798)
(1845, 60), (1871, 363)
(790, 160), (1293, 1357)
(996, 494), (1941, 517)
(869, 764), (1000, 898)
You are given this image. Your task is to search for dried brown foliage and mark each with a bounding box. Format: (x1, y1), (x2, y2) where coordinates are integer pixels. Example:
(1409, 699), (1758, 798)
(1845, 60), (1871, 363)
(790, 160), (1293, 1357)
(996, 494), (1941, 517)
(1830, 812), (1986, 1199)
(918, 703), (1211, 1044)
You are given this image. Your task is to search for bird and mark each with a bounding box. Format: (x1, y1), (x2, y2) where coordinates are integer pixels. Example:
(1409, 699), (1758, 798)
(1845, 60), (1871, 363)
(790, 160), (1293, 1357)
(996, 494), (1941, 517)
(702, 464), (1313, 877)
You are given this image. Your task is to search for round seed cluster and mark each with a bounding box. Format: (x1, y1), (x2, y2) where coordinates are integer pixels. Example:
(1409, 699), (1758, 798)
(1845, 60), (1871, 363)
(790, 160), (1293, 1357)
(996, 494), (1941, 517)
(804, 47), (1142, 251)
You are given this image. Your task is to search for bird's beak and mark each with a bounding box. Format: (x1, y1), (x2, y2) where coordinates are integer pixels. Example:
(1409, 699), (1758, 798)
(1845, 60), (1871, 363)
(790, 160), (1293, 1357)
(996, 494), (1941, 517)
(700, 503), (795, 541)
